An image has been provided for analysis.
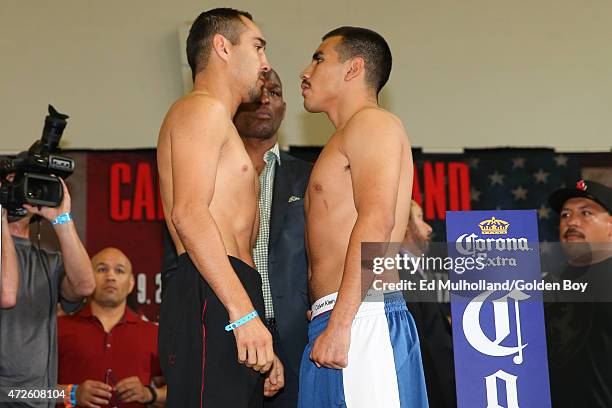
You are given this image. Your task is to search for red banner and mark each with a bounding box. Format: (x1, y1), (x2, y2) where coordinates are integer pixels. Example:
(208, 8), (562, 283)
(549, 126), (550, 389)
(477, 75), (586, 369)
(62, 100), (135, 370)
(412, 161), (471, 220)
(86, 151), (164, 321)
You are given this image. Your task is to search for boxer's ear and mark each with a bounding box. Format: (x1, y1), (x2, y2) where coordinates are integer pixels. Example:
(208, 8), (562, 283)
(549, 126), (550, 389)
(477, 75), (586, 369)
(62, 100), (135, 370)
(345, 57), (365, 82)
(212, 33), (231, 61)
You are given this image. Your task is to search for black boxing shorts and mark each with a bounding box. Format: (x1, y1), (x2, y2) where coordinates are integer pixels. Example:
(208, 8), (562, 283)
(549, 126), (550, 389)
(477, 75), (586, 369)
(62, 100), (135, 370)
(159, 253), (265, 408)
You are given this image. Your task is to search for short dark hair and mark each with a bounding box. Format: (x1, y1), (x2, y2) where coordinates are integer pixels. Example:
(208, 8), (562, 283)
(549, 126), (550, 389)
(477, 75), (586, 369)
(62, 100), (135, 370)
(186, 8), (253, 80)
(322, 26), (392, 94)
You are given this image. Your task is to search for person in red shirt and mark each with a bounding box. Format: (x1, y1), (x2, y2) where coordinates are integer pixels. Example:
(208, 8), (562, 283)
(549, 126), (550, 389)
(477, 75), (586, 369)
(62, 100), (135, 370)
(58, 247), (166, 407)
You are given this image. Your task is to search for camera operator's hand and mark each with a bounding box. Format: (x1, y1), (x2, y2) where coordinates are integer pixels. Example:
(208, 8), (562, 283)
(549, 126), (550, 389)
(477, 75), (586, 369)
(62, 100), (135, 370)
(22, 177), (71, 222)
(1, 183), (20, 309)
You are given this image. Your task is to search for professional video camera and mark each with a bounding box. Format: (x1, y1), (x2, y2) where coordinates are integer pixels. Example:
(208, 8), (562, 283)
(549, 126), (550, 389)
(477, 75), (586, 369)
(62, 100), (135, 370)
(0, 105), (75, 220)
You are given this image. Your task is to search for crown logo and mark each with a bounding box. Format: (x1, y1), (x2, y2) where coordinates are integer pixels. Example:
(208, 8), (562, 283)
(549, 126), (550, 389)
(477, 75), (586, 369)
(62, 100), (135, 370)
(478, 217), (509, 235)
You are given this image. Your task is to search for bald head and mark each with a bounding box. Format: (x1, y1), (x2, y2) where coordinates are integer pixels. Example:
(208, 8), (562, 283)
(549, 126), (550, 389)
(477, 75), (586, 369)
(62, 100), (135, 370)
(91, 247), (134, 307)
(264, 68), (282, 88)
(234, 67), (286, 141)
(92, 247), (132, 275)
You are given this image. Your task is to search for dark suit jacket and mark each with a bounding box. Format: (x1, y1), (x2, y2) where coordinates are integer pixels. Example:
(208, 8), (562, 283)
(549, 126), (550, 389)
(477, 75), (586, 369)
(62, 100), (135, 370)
(161, 150), (312, 378)
(267, 151), (312, 377)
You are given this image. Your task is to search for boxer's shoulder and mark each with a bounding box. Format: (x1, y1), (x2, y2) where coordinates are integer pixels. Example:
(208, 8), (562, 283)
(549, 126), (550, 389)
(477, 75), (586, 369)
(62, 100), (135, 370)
(336, 108), (406, 155)
(171, 91), (229, 119)
(347, 107), (400, 126)
(342, 107), (405, 141)
(162, 92), (232, 146)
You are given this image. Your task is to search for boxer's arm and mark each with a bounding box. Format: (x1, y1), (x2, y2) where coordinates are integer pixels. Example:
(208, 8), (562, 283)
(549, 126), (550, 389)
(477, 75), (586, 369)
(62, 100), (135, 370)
(170, 96), (273, 372)
(331, 111), (404, 328)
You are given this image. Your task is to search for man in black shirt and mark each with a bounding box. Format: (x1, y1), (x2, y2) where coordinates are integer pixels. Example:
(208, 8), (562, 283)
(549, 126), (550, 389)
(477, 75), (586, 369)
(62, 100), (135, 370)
(546, 179), (612, 407)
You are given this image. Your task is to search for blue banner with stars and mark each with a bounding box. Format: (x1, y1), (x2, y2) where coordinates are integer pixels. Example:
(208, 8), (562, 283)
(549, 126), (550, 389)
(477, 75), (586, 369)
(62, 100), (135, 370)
(404, 148), (585, 244)
(462, 149), (581, 242)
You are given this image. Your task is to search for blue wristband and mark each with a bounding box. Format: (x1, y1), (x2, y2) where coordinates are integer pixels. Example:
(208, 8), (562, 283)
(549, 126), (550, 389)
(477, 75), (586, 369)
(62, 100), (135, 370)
(70, 384), (78, 406)
(225, 311), (259, 331)
(51, 212), (72, 225)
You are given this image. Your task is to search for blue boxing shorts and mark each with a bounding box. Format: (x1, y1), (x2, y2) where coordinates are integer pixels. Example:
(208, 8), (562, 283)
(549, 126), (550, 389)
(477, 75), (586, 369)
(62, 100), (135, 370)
(298, 291), (428, 408)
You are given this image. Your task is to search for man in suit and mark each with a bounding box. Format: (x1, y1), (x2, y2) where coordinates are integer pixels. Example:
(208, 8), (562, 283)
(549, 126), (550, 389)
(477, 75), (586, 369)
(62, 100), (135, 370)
(163, 69), (311, 408)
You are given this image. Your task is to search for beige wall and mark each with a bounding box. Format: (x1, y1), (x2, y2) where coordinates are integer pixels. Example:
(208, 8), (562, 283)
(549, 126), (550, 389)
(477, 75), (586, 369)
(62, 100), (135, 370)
(1, 0), (611, 151)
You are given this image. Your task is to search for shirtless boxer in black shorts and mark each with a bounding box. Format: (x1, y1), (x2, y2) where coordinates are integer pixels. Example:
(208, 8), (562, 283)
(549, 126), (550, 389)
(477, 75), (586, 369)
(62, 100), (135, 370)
(157, 8), (283, 407)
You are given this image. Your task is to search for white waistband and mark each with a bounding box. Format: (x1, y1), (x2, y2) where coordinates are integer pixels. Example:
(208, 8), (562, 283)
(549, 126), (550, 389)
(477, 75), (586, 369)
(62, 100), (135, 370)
(311, 292), (338, 319)
(310, 290), (390, 319)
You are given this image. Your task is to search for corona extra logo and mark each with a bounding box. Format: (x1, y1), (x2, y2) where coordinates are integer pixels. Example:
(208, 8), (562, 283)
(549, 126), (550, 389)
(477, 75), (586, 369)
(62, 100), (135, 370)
(455, 233), (530, 256)
(478, 217), (509, 235)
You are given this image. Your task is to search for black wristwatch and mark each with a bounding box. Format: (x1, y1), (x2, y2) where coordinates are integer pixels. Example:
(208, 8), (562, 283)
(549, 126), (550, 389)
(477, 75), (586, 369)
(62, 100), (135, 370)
(145, 385), (157, 405)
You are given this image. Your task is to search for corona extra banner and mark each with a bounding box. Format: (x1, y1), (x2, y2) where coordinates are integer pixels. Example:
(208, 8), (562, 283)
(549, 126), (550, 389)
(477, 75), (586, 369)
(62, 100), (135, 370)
(446, 210), (551, 408)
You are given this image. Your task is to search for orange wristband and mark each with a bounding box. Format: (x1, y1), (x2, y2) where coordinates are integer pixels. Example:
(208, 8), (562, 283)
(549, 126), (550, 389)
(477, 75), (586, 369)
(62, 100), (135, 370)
(64, 384), (75, 408)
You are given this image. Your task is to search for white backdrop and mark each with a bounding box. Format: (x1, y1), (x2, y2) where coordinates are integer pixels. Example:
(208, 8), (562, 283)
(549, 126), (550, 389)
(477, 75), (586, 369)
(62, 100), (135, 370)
(1, 0), (611, 151)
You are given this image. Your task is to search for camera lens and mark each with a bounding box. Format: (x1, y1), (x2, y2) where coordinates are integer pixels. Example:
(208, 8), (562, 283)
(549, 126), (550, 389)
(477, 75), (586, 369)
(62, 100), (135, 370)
(27, 184), (44, 200)
(22, 175), (62, 207)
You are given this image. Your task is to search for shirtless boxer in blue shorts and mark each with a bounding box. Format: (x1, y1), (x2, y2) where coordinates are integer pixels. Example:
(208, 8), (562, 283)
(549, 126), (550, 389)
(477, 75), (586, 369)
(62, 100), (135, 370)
(298, 26), (428, 408)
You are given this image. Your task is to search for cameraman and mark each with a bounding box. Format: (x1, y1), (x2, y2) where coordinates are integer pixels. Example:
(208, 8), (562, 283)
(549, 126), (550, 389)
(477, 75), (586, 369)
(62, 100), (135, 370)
(0, 177), (95, 407)
(1, 201), (19, 308)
